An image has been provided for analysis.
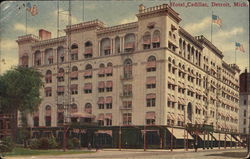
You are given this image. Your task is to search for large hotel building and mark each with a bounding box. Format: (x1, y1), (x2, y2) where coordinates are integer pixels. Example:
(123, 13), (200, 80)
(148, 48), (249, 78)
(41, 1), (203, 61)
(16, 4), (240, 134)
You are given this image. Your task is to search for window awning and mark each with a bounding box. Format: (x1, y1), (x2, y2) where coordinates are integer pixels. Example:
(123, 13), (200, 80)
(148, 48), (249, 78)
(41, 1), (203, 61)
(146, 93), (156, 99)
(146, 77), (156, 84)
(212, 133), (231, 141)
(48, 56), (53, 60)
(98, 114), (104, 120)
(71, 112), (95, 118)
(105, 67), (113, 74)
(105, 96), (112, 104)
(97, 97), (105, 104)
(70, 84), (78, 90)
(57, 73), (64, 77)
(84, 83), (92, 90)
(106, 81), (113, 88)
(177, 114), (184, 121)
(71, 49), (78, 54)
(96, 130), (112, 136)
(84, 70), (92, 77)
(187, 85), (195, 92)
(45, 87), (52, 91)
(84, 107), (92, 113)
(143, 39), (151, 45)
(178, 81), (185, 88)
(84, 47), (93, 54)
(98, 81), (105, 88)
(105, 113), (112, 119)
(167, 128), (193, 139)
(57, 86), (64, 92)
(146, 112), (156, 120)
(98, 68), (105, 75)
(147, 61), (156, 68)
(124, 42), (135, 49)
(167, 113), (176, 120)
(70, 71), (78, 78)
(168, 94), (176, 102)
(178, 98), (186, 105)
(152, 37), (160, 43)
(168, 77), (176, 85)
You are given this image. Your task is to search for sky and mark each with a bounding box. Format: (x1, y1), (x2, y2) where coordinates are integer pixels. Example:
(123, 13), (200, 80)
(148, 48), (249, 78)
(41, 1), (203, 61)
(0, 0), (249, 74)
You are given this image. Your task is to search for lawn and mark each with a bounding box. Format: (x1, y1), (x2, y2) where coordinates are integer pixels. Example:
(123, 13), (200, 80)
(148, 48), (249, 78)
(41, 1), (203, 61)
(4, 147), (93, 156)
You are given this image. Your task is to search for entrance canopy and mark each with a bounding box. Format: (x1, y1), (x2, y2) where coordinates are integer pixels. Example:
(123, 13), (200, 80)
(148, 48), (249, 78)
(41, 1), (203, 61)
(167, 127), (193, 139)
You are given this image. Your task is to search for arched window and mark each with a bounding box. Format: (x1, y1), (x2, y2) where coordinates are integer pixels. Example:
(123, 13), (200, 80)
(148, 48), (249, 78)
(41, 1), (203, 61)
(57, 104), (64, 126)
(71, 44), (78, 60)
(100, 38), (111, 56)
(57, 46), (64, 63)
(124, 33), (135, 52)
(115, 37), (120, 53)
(69, 104), (78, 113)
(84, 41), (93, 58)
(34, 50), (41, 66)
(85, 103), (92, 114)
(45, 48), (53, 65)
(147, 56), (156, 72)
(124, 59), (132, 79)
(21, 53), (29, 67)
(70, 66), (78, 80)
(152, 30), (160, 48)
(143, 32), (151, 50)
(45, 70), (52, 83)
(98, 63), (105, 77)
(85, 64), (92, 70)
(58, 68), (64, 82)
(106, 62), (113, 76)
(45, 105), (51, 127)
(84, 64), (92, 79)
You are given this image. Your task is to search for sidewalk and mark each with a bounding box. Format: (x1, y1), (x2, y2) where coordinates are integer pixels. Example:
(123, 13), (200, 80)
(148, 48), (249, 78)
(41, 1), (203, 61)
(102, 147), (245, 152)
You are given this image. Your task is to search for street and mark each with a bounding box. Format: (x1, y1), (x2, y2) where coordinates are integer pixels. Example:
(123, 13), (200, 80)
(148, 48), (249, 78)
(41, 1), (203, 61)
(6, 148), (247, 159)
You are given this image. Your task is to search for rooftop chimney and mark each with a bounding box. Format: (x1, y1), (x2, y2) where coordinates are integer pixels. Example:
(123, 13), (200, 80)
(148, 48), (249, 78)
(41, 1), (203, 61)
(39, 29), (51, 40)
(138, 4), (145, 13)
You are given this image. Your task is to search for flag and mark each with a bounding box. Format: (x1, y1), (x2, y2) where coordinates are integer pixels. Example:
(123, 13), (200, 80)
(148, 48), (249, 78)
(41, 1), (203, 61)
(26, 2), (38, 16)
(235, 42), (245, 53)
(212, 14), (222, 27)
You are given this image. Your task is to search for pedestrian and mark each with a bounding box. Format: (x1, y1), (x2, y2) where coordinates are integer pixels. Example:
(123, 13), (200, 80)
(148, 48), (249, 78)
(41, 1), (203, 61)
(87, 142), (91, 150)
(95, 143), (99, 152)
(194, 141), (198, 152)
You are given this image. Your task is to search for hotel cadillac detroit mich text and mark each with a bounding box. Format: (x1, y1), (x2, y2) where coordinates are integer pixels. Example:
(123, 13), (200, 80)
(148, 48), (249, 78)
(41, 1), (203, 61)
(16, 4), (240, 135)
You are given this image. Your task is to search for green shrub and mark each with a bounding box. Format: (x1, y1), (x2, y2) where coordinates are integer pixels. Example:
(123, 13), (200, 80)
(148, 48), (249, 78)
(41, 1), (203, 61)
(38, 137), (49, 149)
(29, 138), (40, 149)
(67, 138), (74, 149)
(0, 136), (15, 152)
(71, 137), (80, 149)
(48, 137), (58, 149)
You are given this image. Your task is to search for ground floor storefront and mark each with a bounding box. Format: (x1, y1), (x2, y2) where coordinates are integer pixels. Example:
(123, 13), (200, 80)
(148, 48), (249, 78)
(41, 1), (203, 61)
(28, 124), (246, 150)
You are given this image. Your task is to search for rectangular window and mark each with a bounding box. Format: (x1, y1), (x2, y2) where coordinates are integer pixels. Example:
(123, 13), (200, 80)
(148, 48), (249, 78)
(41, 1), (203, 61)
(146, 119), (155, 125)
(71, 89), (78, 95)
(106, 103), (112, 109)
(71, 54), (78, 61)
(98, 88), (105, 93)
(106, 119), (112, 126)
(123, 113), (132, 125)
(146, 98), (156, 107)
(123, 101), (132, 109)
(98, 104), (104, 109)
(98, 120), (104, 126)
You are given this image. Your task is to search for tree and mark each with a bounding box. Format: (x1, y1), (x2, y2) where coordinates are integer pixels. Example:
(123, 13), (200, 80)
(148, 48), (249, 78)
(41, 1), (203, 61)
(0, 66), (43, 141)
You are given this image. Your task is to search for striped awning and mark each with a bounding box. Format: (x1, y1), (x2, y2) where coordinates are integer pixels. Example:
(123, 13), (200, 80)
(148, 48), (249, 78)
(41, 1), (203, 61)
(147, 61), (156, 68)
(146, 93), (156, 99)
(98, 114), (104, 120)
(146, 112), (156, 120)
(105, 67), (113, 74)
(105, 113), (112, 119)
(84, 83), (92, 90)
(105, 96), (112, 104)
(106, 81), (113, 88)
(146, 76), (156, 84)
(97, 97), (105, 104)
(98, 81), (105, 88)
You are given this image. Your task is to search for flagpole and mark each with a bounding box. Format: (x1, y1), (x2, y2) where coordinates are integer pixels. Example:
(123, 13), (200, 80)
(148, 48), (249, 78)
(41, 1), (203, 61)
(25, 5), (27, 34)
(211, 11), (213, 43)
(235, 47), (236, 64)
